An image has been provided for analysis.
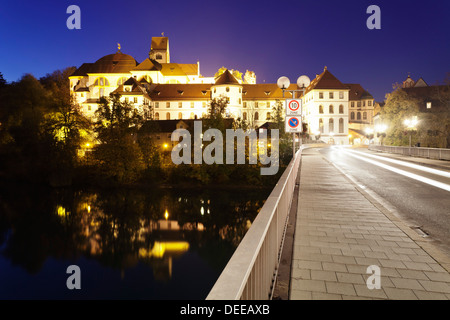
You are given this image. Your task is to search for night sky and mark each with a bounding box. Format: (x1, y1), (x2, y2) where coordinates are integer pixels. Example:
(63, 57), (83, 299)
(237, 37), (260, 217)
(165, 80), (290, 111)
(0, 0), (449, 102)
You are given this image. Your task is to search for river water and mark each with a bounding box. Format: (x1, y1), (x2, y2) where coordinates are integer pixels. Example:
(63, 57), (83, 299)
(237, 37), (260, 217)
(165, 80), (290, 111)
(0, 184), (271, 299)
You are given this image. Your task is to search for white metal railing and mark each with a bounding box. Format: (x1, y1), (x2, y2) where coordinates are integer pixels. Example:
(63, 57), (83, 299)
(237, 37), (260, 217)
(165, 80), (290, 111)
(369, 145), (450, 161)
(206, 149), (302, 300)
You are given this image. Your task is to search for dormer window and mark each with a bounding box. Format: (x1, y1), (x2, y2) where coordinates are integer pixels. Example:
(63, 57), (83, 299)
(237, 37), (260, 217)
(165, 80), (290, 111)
(201, 90), (207, 95)
(177, 90), (184, 95)
(264, 91), (271, 96)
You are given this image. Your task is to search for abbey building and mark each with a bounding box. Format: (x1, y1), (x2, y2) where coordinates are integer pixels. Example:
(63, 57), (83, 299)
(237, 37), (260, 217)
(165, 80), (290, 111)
(69, 36), (375, 145)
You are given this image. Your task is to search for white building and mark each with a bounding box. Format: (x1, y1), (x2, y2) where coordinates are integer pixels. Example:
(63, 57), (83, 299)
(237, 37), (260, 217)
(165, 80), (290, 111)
(70, 36), (375, 146)
(301, 67), (350, 145)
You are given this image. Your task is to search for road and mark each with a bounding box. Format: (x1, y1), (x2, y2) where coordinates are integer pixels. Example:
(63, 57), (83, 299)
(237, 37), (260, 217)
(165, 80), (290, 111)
(315, 146), (450, 257)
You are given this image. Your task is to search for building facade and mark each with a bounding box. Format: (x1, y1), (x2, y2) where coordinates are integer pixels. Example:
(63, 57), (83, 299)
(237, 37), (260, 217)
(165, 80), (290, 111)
(70, 36), (374, 146)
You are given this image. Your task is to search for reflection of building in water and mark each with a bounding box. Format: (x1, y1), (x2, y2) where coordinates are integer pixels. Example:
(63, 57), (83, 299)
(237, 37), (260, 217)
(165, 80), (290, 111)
(139, 241), (190, 280)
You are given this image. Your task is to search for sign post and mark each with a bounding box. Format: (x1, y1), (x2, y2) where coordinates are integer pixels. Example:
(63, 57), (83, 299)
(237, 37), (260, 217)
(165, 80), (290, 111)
(285, 99), (302, 158)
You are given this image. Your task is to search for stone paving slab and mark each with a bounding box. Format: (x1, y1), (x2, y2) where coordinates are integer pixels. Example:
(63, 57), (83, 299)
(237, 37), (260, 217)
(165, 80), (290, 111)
(290, 149), (450, 300)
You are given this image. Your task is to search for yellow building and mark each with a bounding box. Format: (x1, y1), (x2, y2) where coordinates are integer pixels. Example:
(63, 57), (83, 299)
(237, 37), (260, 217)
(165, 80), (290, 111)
(70, 36), (373, 146)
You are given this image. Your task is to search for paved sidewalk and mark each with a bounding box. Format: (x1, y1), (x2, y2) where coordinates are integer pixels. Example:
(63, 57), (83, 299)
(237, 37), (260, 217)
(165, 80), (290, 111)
(289, 148), (450, 300)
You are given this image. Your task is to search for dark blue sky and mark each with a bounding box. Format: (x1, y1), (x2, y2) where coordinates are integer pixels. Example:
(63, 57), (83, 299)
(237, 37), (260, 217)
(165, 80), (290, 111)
(1, 0), (449, 101)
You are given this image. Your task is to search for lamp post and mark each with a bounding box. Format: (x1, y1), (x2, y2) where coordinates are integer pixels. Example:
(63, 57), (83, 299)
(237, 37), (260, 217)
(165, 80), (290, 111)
(277, 75), (311, 158)
(375, 124), (387, 146)
(404, 117), (418, 148)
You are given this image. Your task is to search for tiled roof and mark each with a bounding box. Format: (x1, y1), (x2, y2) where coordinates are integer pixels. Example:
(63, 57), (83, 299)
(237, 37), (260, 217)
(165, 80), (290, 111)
(242, 83), (299, 100)
(304, 68), (348, 94)
(346, 83), (373, 100)
(70, 63), (94, 77)
(214, 69), (240, 85)
(151, 37), (169, 50)
(133, 58), (162, 71)
(89, 52), (139, 74)
(150, 84), (212, 100)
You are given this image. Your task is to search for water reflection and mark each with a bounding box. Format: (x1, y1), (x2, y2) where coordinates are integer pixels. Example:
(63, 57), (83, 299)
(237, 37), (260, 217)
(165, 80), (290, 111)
(0, 184), (270, 299)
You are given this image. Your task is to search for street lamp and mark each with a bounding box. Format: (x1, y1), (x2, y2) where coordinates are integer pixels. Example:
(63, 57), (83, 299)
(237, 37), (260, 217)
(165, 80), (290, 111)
(375, 124), (387, 145)
(277, 75), (311, 157)
(404, 117), (418, 148)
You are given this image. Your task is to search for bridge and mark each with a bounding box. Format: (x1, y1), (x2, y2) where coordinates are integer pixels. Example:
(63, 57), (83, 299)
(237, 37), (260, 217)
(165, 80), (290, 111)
(207, 145), (450, 300)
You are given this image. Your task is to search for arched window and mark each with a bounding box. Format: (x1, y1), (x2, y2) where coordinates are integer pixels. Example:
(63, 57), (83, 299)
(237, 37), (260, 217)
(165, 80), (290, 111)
(339, 118), (344, 133)
(155, 112), (160, 120)
(329, 118), (334, 133)
(190, 112), (195, 119)
(319, 118), (324, 133)
(266, 112), (271, 120)
(319, 105), (324, 114)
(243, 112), (247, 121)
(357, 112), (361, 120)
(254, 112), (259, 121)
(166, 112), (171, 120)
(94, 77), (109, 86)
(351, 112), (355, 120)
(329, 105), (334, 114)
(339, 105), (344, 114)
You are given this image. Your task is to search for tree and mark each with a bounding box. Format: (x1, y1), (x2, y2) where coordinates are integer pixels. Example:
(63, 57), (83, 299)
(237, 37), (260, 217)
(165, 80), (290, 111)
(93, 92), (145, 183)
(380, 88), (420, 146)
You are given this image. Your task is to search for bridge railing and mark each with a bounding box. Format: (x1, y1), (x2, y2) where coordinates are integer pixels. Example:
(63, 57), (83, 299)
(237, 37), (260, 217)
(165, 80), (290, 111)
(206, 149), (302, 300)
(369, 145), (450, 161)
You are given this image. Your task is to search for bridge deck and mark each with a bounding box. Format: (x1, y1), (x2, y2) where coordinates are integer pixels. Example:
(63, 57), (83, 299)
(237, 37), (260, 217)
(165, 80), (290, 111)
(286, 148), (450, 300)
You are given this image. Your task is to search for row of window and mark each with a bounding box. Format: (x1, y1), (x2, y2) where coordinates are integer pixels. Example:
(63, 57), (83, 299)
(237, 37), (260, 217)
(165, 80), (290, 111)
(154, 111), (271, 121)
(350, 111), (369, 121)
(318, 118), (345, 134)
(318, 92), (345, 99)
(153, 101), (273, 108)
(350, 100), (373, 108)
(319, 105), (345, 114)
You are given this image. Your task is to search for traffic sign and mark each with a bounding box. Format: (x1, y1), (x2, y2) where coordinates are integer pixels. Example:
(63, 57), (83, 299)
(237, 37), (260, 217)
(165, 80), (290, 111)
(285, 116), (302, 133)
(286, 99), (302, 116)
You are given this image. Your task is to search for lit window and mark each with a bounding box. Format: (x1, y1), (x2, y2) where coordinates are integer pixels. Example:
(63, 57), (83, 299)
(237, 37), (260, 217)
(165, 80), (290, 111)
(166, 112), (170, 120)
(329, 118), (334, 132)
(329, 105), (334, 114)
(134, 97), (138, 103)
(166, 102), (170, 108)
(427, 102), (432, 109)
(155, 112), (160, 120)
(266, 112), (271, 120)
(155, 102), (159, 108)
(339, 92), (344, 99)
(319, 105), (324, 114)
(339, 118), (344, 133)
(191, 102), (194, 108)
(363, 112), (367, 120)
(368, 100), (372, 106)
(178, 102), (182, 108)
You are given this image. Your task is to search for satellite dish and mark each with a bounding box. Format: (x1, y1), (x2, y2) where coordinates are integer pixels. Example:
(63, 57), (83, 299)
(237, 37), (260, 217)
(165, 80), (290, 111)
(297, 75), (311, 88)
(277, 76), (291, 89)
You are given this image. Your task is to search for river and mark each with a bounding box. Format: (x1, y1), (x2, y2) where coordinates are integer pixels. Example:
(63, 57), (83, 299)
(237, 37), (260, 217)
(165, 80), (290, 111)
(0, 184), (271, 299)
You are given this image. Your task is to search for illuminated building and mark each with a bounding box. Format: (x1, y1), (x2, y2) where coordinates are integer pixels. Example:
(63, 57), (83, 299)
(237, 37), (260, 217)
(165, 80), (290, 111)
(70, 36), (372, 144)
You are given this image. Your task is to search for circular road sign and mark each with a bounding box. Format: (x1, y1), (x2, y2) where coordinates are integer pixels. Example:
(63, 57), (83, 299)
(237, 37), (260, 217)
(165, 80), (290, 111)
(288, 117), (300, 128)
(288, 100), (300, 112)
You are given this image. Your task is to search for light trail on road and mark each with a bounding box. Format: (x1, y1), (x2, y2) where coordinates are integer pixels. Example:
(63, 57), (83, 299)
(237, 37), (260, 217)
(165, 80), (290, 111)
(341, 149), (450, 193)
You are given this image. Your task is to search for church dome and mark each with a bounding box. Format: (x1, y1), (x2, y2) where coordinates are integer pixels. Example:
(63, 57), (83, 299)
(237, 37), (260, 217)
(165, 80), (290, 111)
(91, 51), (138, 73)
